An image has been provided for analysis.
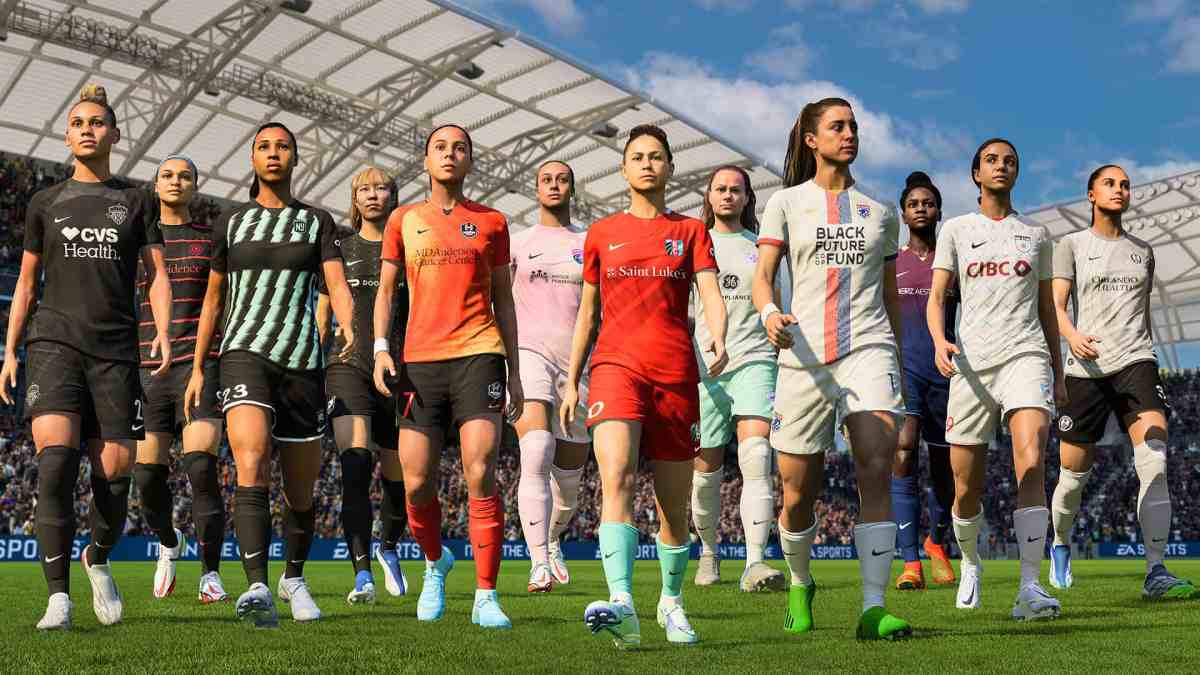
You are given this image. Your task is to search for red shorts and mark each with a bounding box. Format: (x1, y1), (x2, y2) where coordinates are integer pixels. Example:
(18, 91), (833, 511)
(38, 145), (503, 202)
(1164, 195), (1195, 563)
(585, 365), (700, 462)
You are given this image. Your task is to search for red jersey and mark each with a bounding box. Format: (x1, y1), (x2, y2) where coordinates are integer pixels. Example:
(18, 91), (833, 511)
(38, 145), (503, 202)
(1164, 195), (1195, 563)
(583, 211), (717, 384)
(382, 200), (510, 363)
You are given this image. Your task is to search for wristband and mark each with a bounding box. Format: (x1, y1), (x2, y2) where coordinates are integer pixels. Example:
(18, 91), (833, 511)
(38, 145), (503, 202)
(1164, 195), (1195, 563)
(760, 303), (781, 328)
(373, 338), (389, 355)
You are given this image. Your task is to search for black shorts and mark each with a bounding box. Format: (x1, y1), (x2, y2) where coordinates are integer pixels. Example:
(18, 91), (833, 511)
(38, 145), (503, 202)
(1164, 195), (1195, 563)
(219, 350), (326, 442)
(140, 360), (220, 434)
(1057, 361), (1168, 444)
(398, 354), (507, 431)
(23, 341), (144, 441)
(326, 364), (399, 449)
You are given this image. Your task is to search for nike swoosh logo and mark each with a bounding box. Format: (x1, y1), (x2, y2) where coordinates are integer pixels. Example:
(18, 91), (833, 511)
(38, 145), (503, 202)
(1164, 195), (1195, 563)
(896, 271), (910, 277)
(478, 544), (491, 550)
(962, 585), (976, 605)
(528, 521), (542, 527)
(132, 423), (144, 432)
(417, 228), (430, 234)
(899, 522), (912, 530)
(1152, 538), (1166, 543)
(871, 548), (893, 557)
(604, 551), (617, 559)
(697, 527), (710, 532)
(289, 559), (304, 564)
(243, 551), (263, 559)
(668, 570), (680, 576)
(346, 259), (363, 267)
(971, 241), (985, 249)
(1026, 536), (1041, 543)
(355, 554), (368, 562)
(608, 242), (629, 251)
(528, 253), (543, 259)
(54, 216), (71, 223)
(44, 554), (63, 563)
(1087, 256), (1101, 261)
(752, 520), (768, 526)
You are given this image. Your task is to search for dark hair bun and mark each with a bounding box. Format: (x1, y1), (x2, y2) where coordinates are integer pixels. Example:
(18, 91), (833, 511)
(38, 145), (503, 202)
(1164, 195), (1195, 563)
(905, 171), (933, 188)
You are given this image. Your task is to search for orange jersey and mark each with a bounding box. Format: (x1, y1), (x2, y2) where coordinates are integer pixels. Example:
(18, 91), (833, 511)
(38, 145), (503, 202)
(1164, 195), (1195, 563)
(382, 200), (510, 363)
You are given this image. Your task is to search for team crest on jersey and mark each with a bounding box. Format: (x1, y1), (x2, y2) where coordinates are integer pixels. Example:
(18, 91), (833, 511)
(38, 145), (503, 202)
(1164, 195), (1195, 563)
(460, 222), (478, 239)
(1130, 252), (1147, 265)
(771, 413), (782, 432)
(945, 416), (954, 432)
(106, 203), (127, 226)
(572, 248), (584, 264)
(487, 381), (503, 400)
(190, 244), (205, 255)
(856, 204), (871, 218)
(745, 250), (758, 264)
(588, 401), (605, 419)
(326, 397), (337, 414)
(690, 422), (701, 444)
(1013, 234), (1033, 253)
(25, 384), (39, 407)
(1058, 415), (1074, 432)
(664, 239), (684, 256)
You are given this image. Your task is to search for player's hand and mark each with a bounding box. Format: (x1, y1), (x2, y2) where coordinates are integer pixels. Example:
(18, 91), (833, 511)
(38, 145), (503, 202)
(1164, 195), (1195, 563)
(0, 357), (18, 405)
(559, 383), (579, 433)
(934, 339), (959, 377)
(150, 331), (171, 376)
(506, 374), (524, 423)
(764, 312), (797, 350)
(1053, 376), (1069, 408)
(183, 367), (204, 425)
(374, 352), (395, 396)
(339, 325), (355, 361)
(1066, 332), (1101, 361)
(706, 338), (728, 378)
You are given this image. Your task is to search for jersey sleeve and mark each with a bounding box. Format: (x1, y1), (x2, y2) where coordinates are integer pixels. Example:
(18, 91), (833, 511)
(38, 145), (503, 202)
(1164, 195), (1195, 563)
(492, 214), (510, 267)
(22, 191), (45, 253)
(931, 220), (957, 273)
(1037, 234), (1053, 281)
(317, 211), (341, 262)
(209, 208), (232, 273)
(381, 208), (405, 262)
(1051, 235), (1074, 281)
(882, 205), (900, 261)
(692, 222), (718, 273)
(582, 227), (601, 285)
(758, 191), (788, 249)
(139, 190), (164, 249)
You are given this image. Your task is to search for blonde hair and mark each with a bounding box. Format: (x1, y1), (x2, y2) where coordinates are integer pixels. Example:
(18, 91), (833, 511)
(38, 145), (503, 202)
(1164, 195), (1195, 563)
(349, 166), (395, 230)
(73, 83), (117, 126)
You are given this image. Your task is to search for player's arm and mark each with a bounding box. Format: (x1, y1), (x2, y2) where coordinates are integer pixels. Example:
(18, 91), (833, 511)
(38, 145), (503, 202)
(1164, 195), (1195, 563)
(492, 264), (523, 421)
(1039, 279), (1067, 406)
(316, 291), (332, 350)
(141, 244), (172, 376)
(927, 269), (957, 377)
(560, 280), (600, 432)
(373, 259), (400, 396)
(752, 242), (795, 350)
(322, 260), (354, 361)
(0, 251), (41, 404)
(694, 269), (728, 378)
(184, 268), (225, 422)
(881, 257), (906, 401)
(1052, 278), (1098, 361)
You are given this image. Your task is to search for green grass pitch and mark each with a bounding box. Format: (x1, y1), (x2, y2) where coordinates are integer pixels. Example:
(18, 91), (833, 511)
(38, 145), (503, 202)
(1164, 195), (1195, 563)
(1, 559), (1197, 673)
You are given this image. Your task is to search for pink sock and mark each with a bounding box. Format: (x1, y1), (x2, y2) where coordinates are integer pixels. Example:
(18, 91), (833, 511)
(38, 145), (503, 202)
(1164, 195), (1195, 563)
(518, 430), (555, 564)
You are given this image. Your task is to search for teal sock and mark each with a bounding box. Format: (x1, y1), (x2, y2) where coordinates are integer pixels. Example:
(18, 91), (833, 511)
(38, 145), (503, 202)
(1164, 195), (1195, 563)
(657, 537), (690, 598)
(599, 522), (639, 597)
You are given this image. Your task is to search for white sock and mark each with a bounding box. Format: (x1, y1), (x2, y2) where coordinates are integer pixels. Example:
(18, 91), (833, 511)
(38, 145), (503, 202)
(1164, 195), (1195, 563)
(737, 437), (774, 566)
(548, 464), (583, 543)
(517, 430), (555, 564)
(779, 521), (816, 587)
(691, 469), (722, 555)
(953, 510), (984, 571)
(855, 521), (897, 611)
(1051, 467), (1090, 547)
(1134, 440), (1171, 571)
(1014, 506), (1049, 587)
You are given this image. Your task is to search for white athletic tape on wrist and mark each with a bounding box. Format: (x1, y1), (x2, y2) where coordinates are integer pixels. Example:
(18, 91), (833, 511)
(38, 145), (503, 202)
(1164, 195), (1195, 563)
(760, 303), (781, 328)
(373, 338), (389, 354)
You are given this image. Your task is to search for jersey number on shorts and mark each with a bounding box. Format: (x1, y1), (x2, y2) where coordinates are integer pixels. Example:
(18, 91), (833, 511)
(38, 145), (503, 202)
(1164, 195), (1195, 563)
(217, 384), (248, 407)
(132, 399), (144, 432)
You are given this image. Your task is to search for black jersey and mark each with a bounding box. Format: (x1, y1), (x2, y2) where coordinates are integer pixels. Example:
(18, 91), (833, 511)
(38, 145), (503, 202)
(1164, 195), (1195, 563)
(137, 222), (218, 368)
(23, 178), (162, 363)
(212, 199), (341, 371)
(322, 228), (407, 373)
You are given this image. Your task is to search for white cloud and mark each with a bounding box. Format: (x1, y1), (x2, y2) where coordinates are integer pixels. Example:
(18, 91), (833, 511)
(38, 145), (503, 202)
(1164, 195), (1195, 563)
(459, 0), (585, 35)
(1104, 157), (1200, 184)
(1126, 0), (1200, 72)
(912, 0), (969, 13)
(745, 23), (815, 78)
(786, 0), (967, 13)
(693, 0), (755, 10)
(884, 27), (961, 70)
(1128, 0), (1189, 21)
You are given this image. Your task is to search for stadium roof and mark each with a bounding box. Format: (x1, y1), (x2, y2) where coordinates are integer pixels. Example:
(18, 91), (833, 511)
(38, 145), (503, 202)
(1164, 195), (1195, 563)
(1025, 168), (1200, 370)
(0, 0), (781, 225)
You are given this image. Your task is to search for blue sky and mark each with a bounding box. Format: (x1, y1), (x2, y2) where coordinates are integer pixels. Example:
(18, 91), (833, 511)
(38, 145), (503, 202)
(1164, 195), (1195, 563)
(463, 0), (1200, 219)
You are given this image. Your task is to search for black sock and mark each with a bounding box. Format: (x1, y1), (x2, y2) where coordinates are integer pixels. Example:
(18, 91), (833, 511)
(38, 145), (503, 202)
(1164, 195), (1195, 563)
(36, 446), (81, 595)
(340, 447), (375, 573)
(234, 486), (270, 586)
(182, 452), (225, 573)
(88, 473), (131, 566)
(134, 462), (177, 548)
(379, 477), (408, 551)
(284, 506), (315, 579)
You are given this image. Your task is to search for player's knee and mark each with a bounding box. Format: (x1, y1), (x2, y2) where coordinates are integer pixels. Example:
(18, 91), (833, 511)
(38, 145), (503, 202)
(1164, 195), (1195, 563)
(35, 446), (80, 521)
(737, 436), (771, 481)
(892, 448), (917, 478)
(339, 447), (374, 491)
(1134, 439), (1168, 486)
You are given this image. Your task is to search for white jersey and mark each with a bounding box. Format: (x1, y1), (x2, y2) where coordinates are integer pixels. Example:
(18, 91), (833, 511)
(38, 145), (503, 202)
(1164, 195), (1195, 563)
(1052, 229), (1156, 378)
(932, 212), (1052, 371)
(510, 224), (587, 371)
(759, 181), (899, 368)
(692, 228), (776, 374)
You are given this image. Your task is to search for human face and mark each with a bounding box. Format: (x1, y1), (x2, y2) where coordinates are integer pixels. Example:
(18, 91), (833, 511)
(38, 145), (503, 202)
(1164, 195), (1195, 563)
(424, 126), (472, 184)
(902, 186), (940, 232)
(621, 134), (672, 192)
(537, 162), (572, 209)
(806, 105), (858, 166)
(1088, 166), (1131, 216)
(707, 168), (748, 223)
(355, 176), (393, 222)
(66, 102), (118, 160)
(156, 159), (197, 209)
(252, 127), (295, 186)
(974, 142), (1018, 193)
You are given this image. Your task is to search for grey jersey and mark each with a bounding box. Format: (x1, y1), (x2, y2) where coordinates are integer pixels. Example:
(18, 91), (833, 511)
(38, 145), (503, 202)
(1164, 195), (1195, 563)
(693, 229), (776, 375)
(1052, 229), (1156, 378)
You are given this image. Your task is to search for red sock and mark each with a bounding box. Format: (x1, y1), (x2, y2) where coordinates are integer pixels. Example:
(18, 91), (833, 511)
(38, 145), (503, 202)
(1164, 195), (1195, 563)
(406, 497), (442, 562)
(468, 495), (503, 590)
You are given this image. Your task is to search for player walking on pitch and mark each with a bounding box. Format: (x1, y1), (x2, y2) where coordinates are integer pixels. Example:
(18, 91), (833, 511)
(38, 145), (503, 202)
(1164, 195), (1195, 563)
(1, 85), (172, 630)
(316, 167), (410, 604)
(927, 138), (1065, 621)
(133, 155), (229, 603)
(374, 124), (523, 629)
(689, 165), (785, 593)
(564, 124), (727, 648)
(186, 122), (356, 627)
(1048, 164), (1196, 599)
(511, 160), (590, 593)
(753, 98), (912, 640)
(891, 171), (957, 591)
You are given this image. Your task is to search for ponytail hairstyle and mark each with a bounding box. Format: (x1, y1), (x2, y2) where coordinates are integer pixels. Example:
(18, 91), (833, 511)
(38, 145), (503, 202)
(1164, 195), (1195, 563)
(1086, 163), (1125, 226)
(700, 164), (758, 233)
(71, 83), (118, 127)
(970, 137), (1019, 201)
(899, 171), (942, 210)
(249, 121), (299, 199)
(349, 166), (396, 231)
(782, 97), (852, 188)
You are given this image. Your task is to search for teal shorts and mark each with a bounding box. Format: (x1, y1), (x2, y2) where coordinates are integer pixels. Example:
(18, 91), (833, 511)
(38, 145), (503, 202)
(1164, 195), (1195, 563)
(698, 360), (777, 448)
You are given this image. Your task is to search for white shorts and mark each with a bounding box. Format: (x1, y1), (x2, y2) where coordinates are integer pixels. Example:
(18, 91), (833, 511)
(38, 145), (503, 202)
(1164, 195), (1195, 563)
(946, 353), (1054, 445)
(518, 348), (589, 443)
(770, 346), (902, 455)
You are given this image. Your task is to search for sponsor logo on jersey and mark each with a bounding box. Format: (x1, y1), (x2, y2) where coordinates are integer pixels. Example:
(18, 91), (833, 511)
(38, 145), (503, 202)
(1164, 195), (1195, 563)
(721, 274), (739, 290)
(106, 203), (128, 226)
(856, 204), (871, 218)
(347, 279), (380, 287)
(605, 265), (687, 280)
(487, 381), (503, 400)
(25, 384), (39, 407)
(1130, 252), (1148, 266)
(965, 260), (1032, 277)
(1013, 233), (1033, 253)
(62, 224), (121, 260)
(1058, 415), (1074, 432)
(813, 225), (867, 266)
(167, 261), (205, 275)
(664, 239), (684, 256)
(572, 248), (584, 264)
(530, 269), (549, 283)
(460, 222), (478, 239)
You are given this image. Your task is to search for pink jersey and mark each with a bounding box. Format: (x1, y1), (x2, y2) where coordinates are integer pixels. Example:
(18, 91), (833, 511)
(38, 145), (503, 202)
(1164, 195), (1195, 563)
(510, 223), (587, 371)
